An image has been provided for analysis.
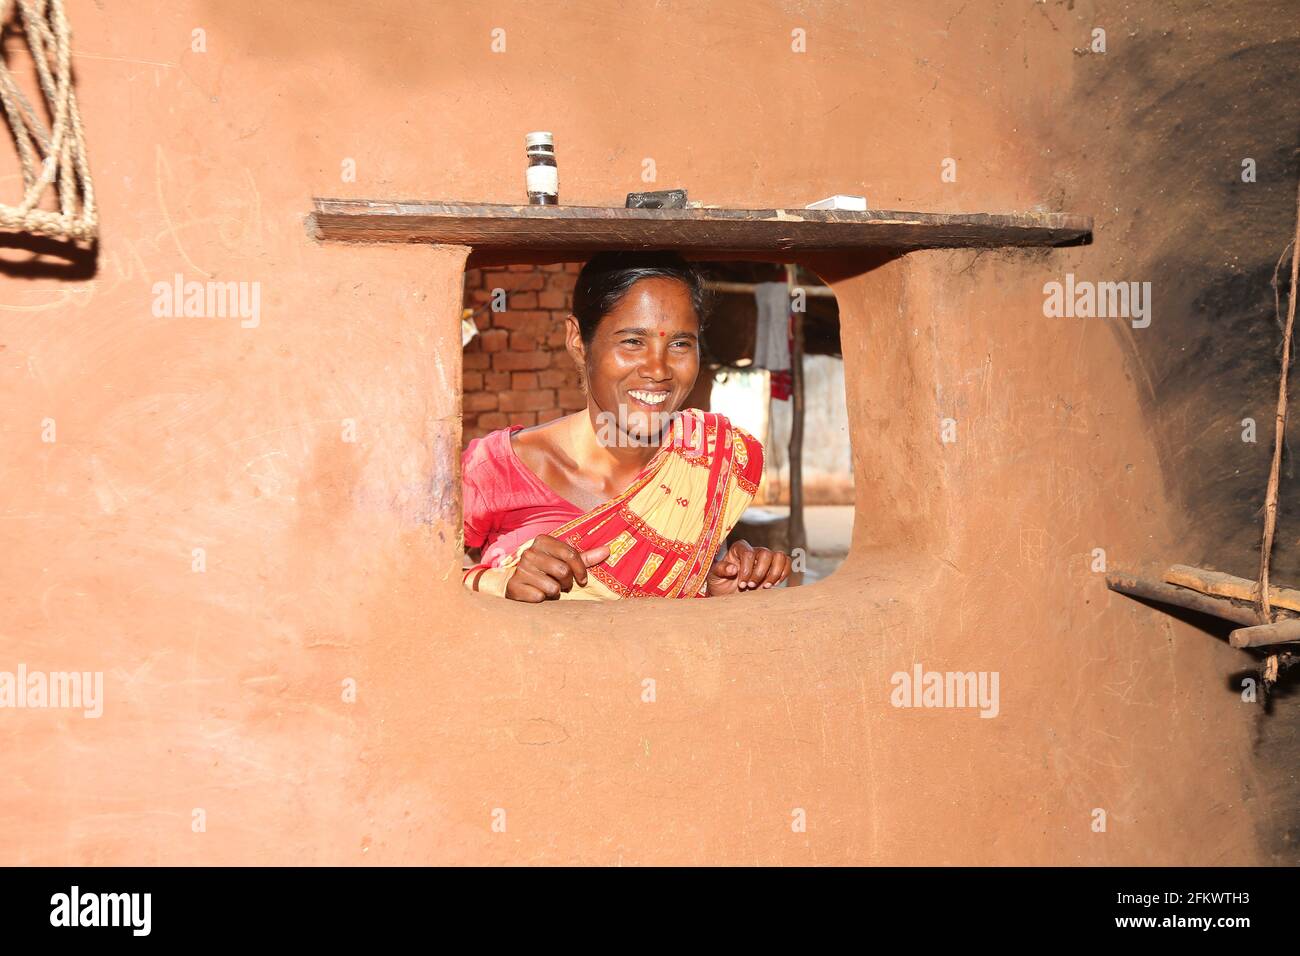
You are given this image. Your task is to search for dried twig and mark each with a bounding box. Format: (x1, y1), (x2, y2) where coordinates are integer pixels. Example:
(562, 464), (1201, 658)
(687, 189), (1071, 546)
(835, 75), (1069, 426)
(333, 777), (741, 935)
(1257, 172), (1300, 688)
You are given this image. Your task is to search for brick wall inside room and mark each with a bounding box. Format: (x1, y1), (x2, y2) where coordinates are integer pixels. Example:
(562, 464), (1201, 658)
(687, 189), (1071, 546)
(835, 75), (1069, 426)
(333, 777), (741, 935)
(461, 263), (586, 443)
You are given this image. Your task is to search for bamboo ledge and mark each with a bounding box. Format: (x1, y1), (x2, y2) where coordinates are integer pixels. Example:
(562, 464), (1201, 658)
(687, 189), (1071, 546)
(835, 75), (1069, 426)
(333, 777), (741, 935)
(1107, 564), (1300, 650)
(306, 199), (1093, 258)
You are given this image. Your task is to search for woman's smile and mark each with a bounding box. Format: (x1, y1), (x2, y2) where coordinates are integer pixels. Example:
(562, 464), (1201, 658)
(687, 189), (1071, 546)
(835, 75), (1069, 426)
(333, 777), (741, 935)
(626, 387), (672, 408)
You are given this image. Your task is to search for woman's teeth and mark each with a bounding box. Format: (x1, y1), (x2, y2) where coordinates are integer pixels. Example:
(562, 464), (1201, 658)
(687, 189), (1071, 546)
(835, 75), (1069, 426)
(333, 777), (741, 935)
(628, 390), (669, 406)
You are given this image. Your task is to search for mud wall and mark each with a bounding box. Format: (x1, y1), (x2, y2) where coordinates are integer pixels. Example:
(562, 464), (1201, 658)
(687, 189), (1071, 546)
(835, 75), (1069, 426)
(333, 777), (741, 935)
(0, 0), (1277, 864)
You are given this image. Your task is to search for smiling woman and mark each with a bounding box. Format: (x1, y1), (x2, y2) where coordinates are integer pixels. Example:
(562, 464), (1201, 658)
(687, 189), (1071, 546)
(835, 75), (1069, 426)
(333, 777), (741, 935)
(462, 251), (792, 602)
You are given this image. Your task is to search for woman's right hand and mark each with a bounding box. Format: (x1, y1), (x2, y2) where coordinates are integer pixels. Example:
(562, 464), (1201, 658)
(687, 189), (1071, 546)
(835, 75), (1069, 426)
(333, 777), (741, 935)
(505, 535), (611, 603)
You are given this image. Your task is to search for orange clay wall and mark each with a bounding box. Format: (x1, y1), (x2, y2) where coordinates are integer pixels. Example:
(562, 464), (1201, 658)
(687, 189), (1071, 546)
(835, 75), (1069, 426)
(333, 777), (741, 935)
(0, 1), (1264, 864)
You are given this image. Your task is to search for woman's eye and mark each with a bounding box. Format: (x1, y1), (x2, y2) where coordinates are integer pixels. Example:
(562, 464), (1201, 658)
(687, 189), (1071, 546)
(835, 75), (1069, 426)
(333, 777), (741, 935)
(621, 338), (643, 347)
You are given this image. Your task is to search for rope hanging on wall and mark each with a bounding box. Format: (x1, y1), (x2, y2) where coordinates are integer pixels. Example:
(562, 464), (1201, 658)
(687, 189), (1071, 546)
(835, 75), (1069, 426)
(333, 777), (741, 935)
(0, 0), (96, 241)
(1257, 173), (1300, 689)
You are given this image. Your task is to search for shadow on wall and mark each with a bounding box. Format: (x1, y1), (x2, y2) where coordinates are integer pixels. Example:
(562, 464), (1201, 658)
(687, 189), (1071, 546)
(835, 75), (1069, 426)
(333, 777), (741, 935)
(1065, 0), (1300, 867)
(0, 232), (99, 280)
(1075, 9), (1300, 584)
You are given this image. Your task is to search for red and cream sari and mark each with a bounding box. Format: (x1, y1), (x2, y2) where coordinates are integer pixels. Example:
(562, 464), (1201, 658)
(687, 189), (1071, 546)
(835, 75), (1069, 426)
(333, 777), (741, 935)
(467, 409), (763, 600)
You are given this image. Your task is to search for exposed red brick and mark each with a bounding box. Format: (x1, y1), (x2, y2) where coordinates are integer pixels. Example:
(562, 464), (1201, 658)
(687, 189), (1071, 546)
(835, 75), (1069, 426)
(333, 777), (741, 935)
(509, 291), (538, 309)
(541, 263), (564, 272)
(477, 412), (508, 430)
(537, 407), (564, 423)
(463, 371), (483, 391)
(491, 310), (550, 331)
(479, 329), (508, 353)
(509, 389), (556, 412)
(487, 272), (544, 292)
(558, 388), (587, 409)
(463, 352), (491, 370)
(545, 328), (567, 348)
(464, 392), (498, 412)
(512, 372), (539, 390)
(483, 371), (510, 391)
(545, 273), (577, 293)
(507, 264), (533, 272)
(493, 350), (551, 371)
(509, 330), (540, 351)
(538, 290), (567, 309)
(564, 261), (581, 273)
(537, 370), (567, 388)
(507, 412), (537, 427)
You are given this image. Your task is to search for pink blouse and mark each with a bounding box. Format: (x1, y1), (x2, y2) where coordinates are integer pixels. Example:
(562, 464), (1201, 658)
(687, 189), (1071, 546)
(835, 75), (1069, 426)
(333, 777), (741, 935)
(462, 427), (584, 568)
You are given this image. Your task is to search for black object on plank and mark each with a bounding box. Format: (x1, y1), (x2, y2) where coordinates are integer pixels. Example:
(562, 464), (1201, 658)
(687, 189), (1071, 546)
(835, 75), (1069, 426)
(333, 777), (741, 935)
(626, 189), (688, 209)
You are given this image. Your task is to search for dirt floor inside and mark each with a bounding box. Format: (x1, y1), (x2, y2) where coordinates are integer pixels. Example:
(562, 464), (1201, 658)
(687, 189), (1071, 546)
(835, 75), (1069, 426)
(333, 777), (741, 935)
(1, 0), (1296, 864)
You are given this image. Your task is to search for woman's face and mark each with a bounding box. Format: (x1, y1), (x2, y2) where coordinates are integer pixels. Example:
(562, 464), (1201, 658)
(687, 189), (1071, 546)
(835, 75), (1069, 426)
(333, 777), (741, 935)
(567, 276), (701, 444)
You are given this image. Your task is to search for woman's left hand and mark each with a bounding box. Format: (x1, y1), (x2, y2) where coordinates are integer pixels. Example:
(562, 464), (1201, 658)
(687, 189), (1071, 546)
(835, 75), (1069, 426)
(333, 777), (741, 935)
(706, 539), (792, 596)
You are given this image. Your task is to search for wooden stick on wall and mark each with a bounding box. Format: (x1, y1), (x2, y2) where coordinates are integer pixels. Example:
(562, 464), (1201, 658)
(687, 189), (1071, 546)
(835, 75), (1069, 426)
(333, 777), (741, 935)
(1230, 618), (1300, 648)
(1106, 572), (1277, 628)
(1163, 564), (1300, 616)
(1258, 176), (1300, 622)
(786, 264), (807, 587)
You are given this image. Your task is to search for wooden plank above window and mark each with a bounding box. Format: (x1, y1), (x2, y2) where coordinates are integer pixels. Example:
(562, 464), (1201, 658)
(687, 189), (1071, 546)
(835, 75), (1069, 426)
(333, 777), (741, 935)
(307, 200), (1092, 260)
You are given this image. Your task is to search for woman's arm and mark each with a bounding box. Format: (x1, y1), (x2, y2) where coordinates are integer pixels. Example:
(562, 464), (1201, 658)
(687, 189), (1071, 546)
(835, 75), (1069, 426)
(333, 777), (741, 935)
(464, 535), (610, 600)
(460, 446), (497, 592)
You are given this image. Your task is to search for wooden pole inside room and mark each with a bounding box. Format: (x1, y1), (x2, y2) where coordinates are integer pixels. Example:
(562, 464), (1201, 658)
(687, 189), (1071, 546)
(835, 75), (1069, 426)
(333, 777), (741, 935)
(786, 264), (807, 586)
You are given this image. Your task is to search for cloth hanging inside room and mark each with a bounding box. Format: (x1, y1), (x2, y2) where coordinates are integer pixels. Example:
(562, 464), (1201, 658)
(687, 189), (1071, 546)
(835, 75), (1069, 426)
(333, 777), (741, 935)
(752, 281), (793, 401)
(768, 368), (793, 401)
(752, 281), (791, 370)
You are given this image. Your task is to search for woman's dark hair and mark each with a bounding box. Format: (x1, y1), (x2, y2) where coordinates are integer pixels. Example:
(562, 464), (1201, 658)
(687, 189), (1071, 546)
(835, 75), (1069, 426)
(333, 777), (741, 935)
(572, 251), (708, 345)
